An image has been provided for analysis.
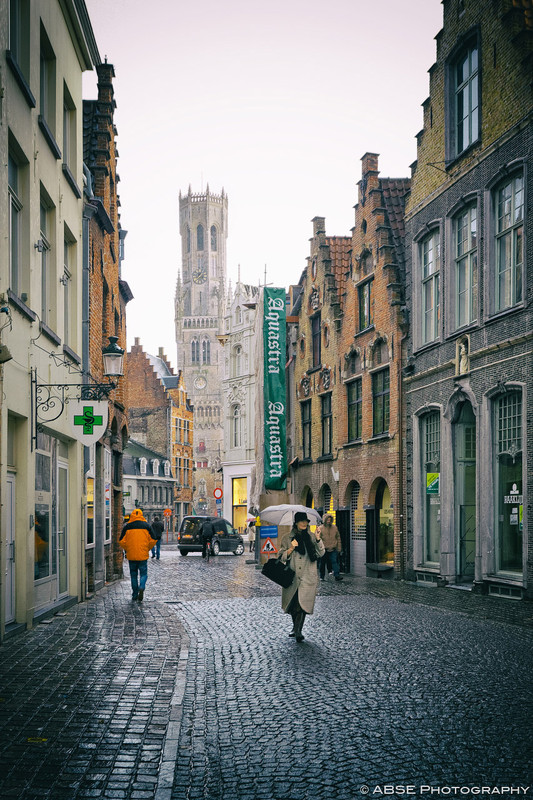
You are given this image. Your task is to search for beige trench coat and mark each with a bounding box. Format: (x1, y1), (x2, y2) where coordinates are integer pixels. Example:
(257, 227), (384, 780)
(278, 531), (325, 615)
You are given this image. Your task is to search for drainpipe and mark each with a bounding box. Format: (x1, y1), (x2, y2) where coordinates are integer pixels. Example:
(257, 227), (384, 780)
(398, 329), (409, 581)
(82, 165), (97, 596)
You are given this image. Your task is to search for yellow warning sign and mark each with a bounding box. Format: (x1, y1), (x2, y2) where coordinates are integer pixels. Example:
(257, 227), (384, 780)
(260, 538), (278, 554)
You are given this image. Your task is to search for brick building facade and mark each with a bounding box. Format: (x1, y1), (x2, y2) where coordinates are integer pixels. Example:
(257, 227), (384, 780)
(289, 155), (410, 579)
(404, 0), (533, 597)
(84, 61), (131, 591)
(126, 340), (193, 528)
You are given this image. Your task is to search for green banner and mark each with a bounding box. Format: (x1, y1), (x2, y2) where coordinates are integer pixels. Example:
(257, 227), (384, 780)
(263, 288), (287, 490)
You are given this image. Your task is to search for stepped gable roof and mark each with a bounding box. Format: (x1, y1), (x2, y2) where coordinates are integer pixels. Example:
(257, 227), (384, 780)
(379, 178), (410, 269)
(82, 100), (97, 166)
(325, 236), (352, 312)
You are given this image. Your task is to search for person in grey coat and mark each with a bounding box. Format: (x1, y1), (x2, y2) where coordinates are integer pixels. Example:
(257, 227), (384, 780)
(278, 511), (325, 642)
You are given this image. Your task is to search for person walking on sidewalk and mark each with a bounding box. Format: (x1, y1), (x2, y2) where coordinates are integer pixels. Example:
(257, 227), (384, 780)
(151, 515), (164, 559)
(120, 508), (157, 602)
(318, 514), (343, 582)
(278, 512), (325, 642)
(247, 519), (256, 553)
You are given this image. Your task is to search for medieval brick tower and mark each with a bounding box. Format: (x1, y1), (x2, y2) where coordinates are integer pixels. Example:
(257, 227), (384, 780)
(175, 185), (228, 513)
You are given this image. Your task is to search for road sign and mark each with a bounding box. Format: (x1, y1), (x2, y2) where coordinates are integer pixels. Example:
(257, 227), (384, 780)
(260, 524), (278, 539)
(213, 488), (223, 499)
(163, 508), (172, 517)
(260, 538), (278, 554)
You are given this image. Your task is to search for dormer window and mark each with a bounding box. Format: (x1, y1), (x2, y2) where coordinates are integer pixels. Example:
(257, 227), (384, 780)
(139, 457), (147, 475)
(164, 461), (170, 477)
(152, 459), (160, 475)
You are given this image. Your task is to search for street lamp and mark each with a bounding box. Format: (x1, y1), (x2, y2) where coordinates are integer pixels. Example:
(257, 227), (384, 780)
(102, 335), (125, 377)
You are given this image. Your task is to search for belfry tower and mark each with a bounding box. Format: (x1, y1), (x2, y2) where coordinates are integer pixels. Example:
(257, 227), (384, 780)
(175, 185), (228, 514)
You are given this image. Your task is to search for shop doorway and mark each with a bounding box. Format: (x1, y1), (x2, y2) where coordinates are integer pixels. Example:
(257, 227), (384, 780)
(57, 460), (69, 597)
(454, 401), (476, 582)
(6, 474), (16, 623)
(366, 480), (394, 567)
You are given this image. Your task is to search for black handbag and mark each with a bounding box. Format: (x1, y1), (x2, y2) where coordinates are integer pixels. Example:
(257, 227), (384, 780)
(261, 557), (295, 588)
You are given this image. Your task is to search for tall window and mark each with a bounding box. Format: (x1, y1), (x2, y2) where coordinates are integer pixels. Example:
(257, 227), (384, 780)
(311, 314), (321, 368)
(202, 338), (210, 364)
(420, 230), (440, 344)
(8, 154), (22, 296)
(63, 233), (73, 345)
(455, 206), (477, 328)
(40, 199), (51, 325)
(40, 25), (56, 135)
(63, 83), (76, 174)
(210, 225), (217, 251)
(197, 224), (204, 251)
(104, 448), (112, 544)
(232, 345), (242, 377)
(372, 369), (390, 436)
(358, 280), (373, 331)
(9, 0), (30, 80)
(495, 174), (524, 312)
(347, 378), (362, 442)
(231, 404), (242, 448)
(187, 226), (191, 253)
(191, 338), (199, 363)
(301, 400), (311, 460)
(422, 412), (441, 563)
(453, 42), (479, 156)
(495, 392), (522, 573)
(321, 393), (332, 456)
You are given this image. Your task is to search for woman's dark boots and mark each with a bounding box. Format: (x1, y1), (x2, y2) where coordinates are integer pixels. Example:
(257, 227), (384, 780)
(289, 611), (297, 637)
(294, 611), (306, 642)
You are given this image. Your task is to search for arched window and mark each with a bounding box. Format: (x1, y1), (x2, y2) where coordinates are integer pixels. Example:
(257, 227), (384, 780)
(202, 339), (210, 364)
(187, 226), (191, 253)
(191, 338), (200, 363)
(231, 404), (242, 448)
(235, 306), (242, 324)
(197, 224), (204, 251)
(210, 225), (217, 251)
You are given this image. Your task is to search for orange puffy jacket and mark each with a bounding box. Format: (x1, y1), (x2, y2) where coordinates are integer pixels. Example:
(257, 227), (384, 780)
(120, 509), (157, 561)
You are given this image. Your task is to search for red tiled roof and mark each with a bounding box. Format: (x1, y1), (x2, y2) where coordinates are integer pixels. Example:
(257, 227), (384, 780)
(325, 236), (352, 312)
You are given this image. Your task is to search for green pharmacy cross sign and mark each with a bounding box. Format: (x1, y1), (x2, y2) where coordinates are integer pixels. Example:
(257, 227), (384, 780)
(67, 399), (109, 446)
(74, 406), (104, 435)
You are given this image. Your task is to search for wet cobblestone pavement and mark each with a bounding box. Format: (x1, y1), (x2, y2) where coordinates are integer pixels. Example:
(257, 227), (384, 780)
(0, 547), (531, 800)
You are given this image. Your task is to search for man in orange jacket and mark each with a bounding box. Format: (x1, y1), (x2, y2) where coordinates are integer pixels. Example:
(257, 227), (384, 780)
(120, 508), (157, 602)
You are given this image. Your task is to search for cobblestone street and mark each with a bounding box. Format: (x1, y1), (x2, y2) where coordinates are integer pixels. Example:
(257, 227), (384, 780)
(0, 547), (531, 800)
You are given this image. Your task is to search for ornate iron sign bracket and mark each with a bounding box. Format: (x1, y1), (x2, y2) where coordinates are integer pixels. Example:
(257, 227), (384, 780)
(31, 367), (115, 451)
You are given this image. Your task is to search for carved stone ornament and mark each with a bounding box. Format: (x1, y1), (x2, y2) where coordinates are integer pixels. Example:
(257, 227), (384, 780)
(310, 285), (320, 310)
(301, 376), (311, 397)
(321, 368), (331, 390)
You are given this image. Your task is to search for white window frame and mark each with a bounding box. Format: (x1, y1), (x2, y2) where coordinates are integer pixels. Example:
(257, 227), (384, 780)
(495, 174), (524, 312)
(420, 230), (441, 345)
(454, 204), (478, 329)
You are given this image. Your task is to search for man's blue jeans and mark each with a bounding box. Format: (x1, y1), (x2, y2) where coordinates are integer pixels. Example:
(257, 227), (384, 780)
(320, 550), (340, 578)
(151, 539), (161, 559)
(128, 559), (148, 599)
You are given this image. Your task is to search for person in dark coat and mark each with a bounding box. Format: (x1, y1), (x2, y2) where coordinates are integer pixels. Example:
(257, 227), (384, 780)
(151, 515), (164, 559)
(278, 511), (325, 642)
(201, 520), (216, 558)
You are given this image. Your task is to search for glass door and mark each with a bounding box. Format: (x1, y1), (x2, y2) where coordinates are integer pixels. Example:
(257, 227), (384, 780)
(454, 402), (476, 581)
(57, 461), (68, 597)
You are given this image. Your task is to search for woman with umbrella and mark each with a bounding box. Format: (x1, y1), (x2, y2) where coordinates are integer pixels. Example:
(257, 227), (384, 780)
(278, 511), (325, 642)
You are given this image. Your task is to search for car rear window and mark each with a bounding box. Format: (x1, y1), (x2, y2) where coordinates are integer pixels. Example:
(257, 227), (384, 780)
(181, 519), (202, 536)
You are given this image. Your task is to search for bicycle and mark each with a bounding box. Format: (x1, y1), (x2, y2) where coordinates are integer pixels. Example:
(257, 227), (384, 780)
(205, 539), (212, 562)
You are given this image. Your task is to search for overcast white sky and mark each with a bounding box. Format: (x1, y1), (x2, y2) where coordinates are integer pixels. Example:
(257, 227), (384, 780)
(83, 0), (443, 369)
